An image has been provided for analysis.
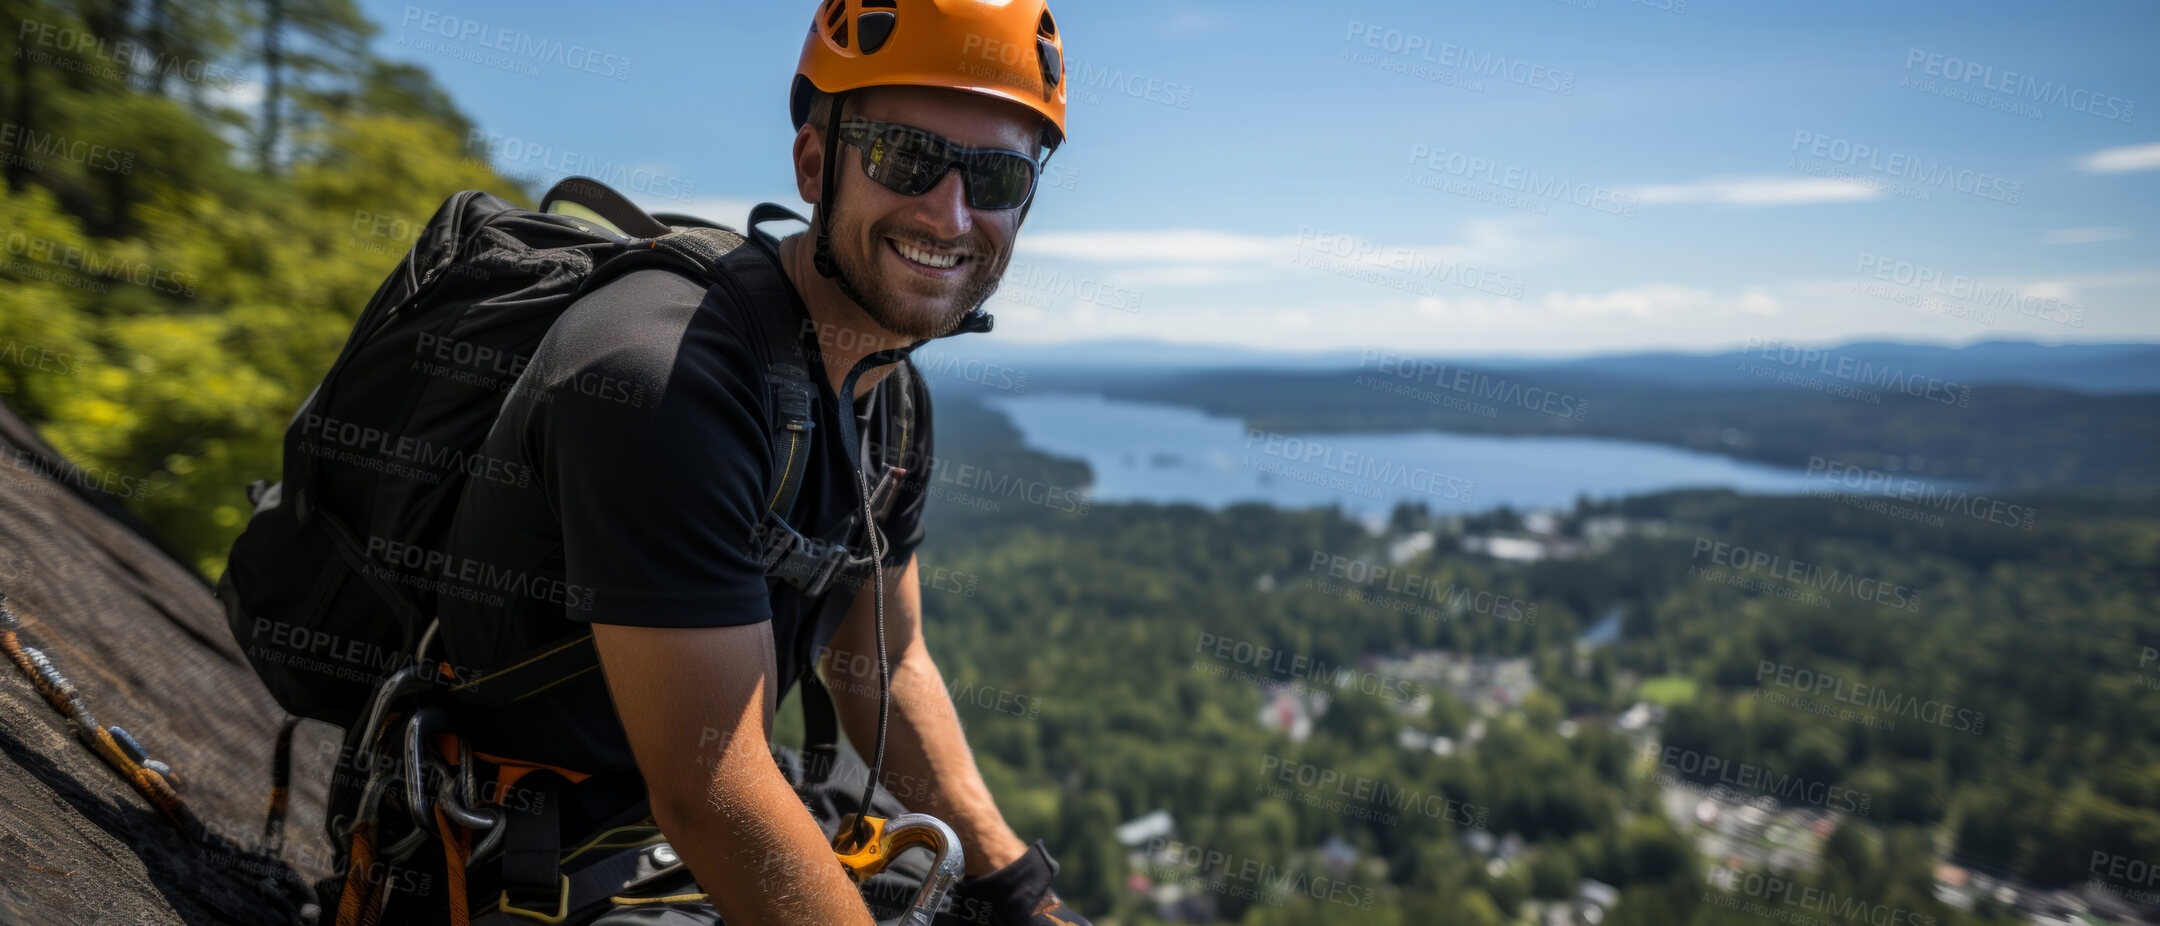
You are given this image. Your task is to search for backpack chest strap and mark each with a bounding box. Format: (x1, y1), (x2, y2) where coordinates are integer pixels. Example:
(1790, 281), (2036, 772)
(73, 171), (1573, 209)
(755, 511), (867, 599)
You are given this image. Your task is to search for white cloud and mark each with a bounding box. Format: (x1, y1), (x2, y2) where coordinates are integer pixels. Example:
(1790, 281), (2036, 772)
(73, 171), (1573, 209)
(1538, 283), (1778, 319)
(2020, 281), (2078, 304)
(2043, 226), (2135, 245)
(1019, 229), (1291, 263)
(1101, 264), (1258, 287)
(984, 269), (2160, 355)
(1018, 217), (1572, 293)
(1740, 286), (1781, 315)
(984, 295), (1051, 326)
(1304, 218), (1573, 273)
(1330, 284), (1771, 328)
(1543, 284), (1707, 318)
(1624, 175), (1882, 206)
(1413, 294), (1517, 321)
(2077, 142), (2160, 173)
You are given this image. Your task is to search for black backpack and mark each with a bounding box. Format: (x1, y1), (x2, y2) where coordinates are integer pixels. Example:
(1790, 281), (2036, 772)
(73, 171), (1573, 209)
(220, 177), (957, 925)
(216, 177), (913, 728)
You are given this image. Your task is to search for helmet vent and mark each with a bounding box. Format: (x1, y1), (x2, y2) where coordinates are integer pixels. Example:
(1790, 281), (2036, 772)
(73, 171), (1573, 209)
(824, 0), (847, 31)
(1037, 38), (1062, 94)
(858, 11), (897, 54)
(1039, 11), (1056, 38)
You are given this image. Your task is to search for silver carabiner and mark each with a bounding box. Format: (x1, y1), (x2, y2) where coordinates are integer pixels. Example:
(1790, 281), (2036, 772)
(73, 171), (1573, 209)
(434, 769), (503, 867)
(833, 812), (965, 926)
(403, 706), (453, 835)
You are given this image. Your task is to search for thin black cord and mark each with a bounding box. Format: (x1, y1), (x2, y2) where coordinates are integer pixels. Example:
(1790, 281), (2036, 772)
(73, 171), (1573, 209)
(852, 460), (889, 845)
(814, 91), (848, 280)
(831, 353), (899, 849)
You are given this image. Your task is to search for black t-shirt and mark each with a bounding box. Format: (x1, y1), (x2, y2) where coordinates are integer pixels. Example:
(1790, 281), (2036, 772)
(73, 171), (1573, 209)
(432, 252), (932, 833)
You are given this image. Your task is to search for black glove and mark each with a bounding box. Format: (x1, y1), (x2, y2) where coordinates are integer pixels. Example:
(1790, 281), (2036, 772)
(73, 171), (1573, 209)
(950, 841), (1093, 926)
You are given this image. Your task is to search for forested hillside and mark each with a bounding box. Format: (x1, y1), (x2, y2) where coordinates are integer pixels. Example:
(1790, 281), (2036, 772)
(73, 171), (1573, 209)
(0, 0), (517, 579)
(914, 393), (2160, 924)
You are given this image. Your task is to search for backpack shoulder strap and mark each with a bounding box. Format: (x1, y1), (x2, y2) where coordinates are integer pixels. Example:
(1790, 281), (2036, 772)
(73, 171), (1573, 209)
(711, 234), (859, 599)
(722, 208), (855, 786)
(576, 224), (745, 299)
(714, 245), (819, 526)
(595, 214), (821, 530)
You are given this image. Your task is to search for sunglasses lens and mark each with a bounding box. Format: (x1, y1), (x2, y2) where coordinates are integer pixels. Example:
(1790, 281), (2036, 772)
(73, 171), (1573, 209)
(862, 129), (945, 196)
(963, 152), (1037, 210)
(849, 121), (1038, 210)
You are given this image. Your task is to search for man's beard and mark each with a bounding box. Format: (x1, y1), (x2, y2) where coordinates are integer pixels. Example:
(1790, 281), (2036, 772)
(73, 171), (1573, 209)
(825, 205), (1002, 342)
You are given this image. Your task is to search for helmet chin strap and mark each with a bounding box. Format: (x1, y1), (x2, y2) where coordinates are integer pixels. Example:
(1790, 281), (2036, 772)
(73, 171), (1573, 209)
(813, 90), (849, 279)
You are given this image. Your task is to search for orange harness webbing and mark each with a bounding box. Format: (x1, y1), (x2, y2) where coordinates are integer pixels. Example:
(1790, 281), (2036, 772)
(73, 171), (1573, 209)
(437, 806), (472, 926)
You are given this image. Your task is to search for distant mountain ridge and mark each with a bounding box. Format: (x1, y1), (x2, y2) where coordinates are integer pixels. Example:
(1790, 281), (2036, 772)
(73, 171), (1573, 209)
(911, 339), (2160, 394)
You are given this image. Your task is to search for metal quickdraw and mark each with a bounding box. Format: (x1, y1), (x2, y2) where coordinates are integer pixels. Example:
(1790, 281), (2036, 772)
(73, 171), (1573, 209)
(0, 590), (190, 828)
(330, 660), (507, 926)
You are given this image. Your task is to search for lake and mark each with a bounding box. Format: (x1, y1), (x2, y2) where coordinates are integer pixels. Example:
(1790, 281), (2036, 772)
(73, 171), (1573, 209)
(986, 394), (1872, 518)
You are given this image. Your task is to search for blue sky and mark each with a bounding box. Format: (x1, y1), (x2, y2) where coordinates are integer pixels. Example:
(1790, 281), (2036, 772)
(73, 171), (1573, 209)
(355, 0), (2158, 356)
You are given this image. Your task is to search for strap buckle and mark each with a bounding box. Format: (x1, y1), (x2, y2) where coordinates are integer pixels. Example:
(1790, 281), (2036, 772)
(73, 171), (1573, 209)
(755, 515), (851, 597)
(498, 873), (571, 923)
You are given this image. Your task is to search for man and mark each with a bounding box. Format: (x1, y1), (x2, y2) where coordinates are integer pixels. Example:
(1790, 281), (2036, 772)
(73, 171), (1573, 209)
(429, 2), (1086, 923)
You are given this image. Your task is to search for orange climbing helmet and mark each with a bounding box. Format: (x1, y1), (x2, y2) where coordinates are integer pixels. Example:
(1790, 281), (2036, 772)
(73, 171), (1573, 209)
(790, 0), (1069, 149)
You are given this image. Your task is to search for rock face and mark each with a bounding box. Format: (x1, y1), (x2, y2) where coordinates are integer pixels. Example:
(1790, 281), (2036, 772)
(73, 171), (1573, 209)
(0, 401), (336, 925)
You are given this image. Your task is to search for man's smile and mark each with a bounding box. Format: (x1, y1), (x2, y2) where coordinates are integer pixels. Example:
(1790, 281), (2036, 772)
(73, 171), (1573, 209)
(887, 236), (970, 276)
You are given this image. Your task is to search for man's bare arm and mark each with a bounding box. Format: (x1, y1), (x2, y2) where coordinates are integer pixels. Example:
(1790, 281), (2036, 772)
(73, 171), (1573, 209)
(594, 621), (876, 925)
(821, 555), (1031, 876)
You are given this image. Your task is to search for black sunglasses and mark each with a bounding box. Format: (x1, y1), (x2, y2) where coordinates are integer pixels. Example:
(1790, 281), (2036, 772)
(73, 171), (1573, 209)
(836, 119), (1041, 211)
